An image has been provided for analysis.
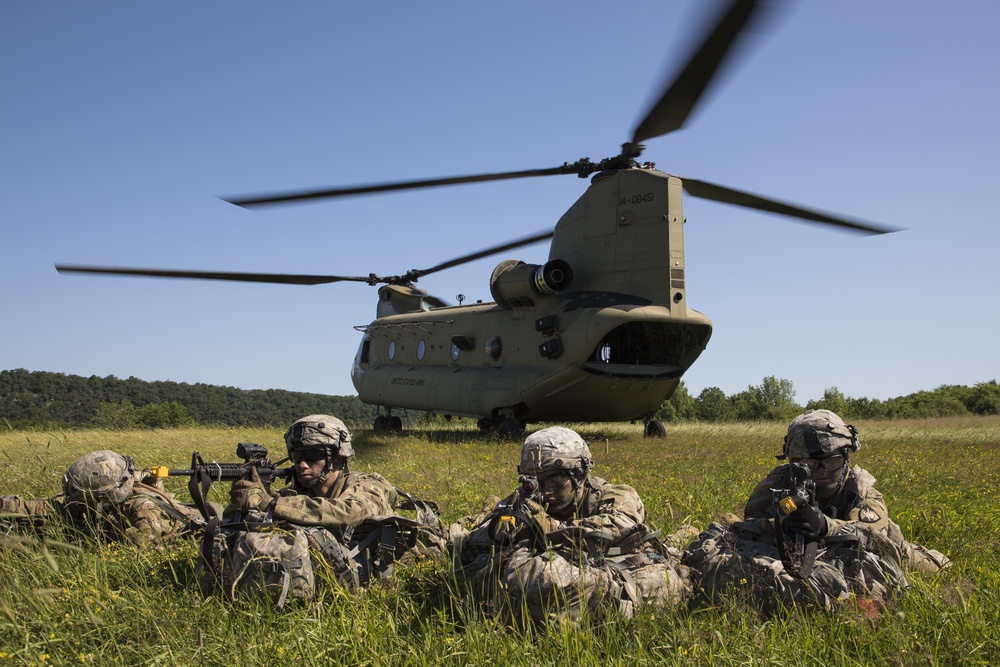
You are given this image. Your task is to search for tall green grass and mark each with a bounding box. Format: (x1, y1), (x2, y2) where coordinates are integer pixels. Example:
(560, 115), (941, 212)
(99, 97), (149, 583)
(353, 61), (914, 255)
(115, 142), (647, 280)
(1, 417), (998, 665)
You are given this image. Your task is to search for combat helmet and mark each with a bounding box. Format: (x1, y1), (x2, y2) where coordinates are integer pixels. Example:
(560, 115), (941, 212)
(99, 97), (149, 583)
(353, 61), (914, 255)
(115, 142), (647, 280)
(782, 409), (859, 460)
(62, 450), (136, 505)
(285, 414), (354, 460)
(517, 426), (594, 479)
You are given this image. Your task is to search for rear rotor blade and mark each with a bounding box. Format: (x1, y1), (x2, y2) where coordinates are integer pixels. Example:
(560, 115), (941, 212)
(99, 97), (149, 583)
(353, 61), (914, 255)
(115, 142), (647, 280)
(408, 229), (554, 281)
(55, 265), (376, 285)
(225, 167), (572, 208)
(680, 178), (898, 235)
(631, 0), (768, 145)
(422, 295), (450, 308)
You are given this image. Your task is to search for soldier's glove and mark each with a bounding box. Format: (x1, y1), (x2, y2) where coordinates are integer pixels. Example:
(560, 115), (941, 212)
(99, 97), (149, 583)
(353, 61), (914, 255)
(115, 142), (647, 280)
(137, 468), (164, 490)
(490, 514), (522, 543)
(523, 499), (562, 534)
(783, 502), (827, 540)
(229, 467), (275, 514)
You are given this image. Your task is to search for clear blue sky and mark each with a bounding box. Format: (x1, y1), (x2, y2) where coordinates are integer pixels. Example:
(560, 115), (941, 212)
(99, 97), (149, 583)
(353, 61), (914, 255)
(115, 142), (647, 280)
(2, 1), (997, 404)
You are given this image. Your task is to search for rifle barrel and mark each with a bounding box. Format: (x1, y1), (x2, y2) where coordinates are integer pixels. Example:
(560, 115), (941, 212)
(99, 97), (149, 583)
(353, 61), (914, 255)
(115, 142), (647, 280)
(151, 462), (290, 481)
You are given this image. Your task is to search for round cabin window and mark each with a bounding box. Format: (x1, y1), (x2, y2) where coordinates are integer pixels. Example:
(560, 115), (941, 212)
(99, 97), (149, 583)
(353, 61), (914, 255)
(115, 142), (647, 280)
(388, 340), (396, 361)
(486, 336), (502, 361)
(417, 339), (426, 361)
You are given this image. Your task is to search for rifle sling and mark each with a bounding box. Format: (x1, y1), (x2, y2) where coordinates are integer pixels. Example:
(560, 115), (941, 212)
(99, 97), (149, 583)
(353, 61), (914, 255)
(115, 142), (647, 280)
(347, 521), (400, 584)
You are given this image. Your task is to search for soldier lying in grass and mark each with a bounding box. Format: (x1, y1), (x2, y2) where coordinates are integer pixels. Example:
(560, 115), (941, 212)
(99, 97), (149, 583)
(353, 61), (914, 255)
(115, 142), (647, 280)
(451, 426), (693, 628)
(1, 449), (204, 546)
(683, 409), (950, 615)
(211, 415), (446, 606)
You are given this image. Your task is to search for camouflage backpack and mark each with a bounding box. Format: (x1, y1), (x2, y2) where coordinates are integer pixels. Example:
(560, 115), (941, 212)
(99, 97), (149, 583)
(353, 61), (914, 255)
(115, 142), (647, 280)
(196, 518), (360, 610)
(196, 489), (445, 609)
(226, 527), (317, 607)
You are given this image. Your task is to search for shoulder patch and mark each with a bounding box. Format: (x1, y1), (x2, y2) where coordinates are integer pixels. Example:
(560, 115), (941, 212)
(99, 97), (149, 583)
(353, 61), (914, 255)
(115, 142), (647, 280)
(754, 476), (777, 490)
(859, 506), (882, 523)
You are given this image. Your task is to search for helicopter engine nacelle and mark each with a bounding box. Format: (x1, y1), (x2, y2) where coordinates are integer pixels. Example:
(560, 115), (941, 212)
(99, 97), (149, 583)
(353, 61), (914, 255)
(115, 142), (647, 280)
(489, 258), (573, 310)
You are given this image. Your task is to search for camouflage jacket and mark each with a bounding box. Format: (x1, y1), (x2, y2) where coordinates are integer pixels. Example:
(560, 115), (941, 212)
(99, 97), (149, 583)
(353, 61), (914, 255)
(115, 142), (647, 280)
(272, 470), (398, 534)
(456, 475), (646, 560)
(739, 464), (890, 542)
(0, 482), (204, 546)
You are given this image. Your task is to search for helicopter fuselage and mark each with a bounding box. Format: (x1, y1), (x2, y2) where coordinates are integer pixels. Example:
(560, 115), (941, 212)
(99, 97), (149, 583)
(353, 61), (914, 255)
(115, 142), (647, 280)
(351, 167), (714, 424)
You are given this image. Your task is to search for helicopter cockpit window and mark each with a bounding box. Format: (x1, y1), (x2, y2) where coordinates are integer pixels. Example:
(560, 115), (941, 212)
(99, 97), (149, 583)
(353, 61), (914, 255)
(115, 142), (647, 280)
(586, 321), (705, 376)
(486, 336), (502, 362)
(417, 339), (426, 361)
(388, 340), (396, 361)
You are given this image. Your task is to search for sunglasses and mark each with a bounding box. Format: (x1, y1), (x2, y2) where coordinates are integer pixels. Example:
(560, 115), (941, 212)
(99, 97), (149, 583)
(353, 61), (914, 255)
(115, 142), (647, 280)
(791, 454), (845, 472)
(290, 448), (327, 464)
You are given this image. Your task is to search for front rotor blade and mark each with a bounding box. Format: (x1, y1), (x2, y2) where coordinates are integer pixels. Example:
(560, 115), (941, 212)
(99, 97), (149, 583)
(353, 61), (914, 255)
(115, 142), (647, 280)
(681, 179), (898, 235)
(632, 0), (767, 145)
(410, 229), (555, 280)
(55, 265), (375, 285)
(224, 167), (571, 208)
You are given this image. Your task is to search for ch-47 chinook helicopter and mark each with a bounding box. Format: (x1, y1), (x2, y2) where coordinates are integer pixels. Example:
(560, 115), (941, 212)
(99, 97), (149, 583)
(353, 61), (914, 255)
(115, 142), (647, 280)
(57, 0), (894, 439)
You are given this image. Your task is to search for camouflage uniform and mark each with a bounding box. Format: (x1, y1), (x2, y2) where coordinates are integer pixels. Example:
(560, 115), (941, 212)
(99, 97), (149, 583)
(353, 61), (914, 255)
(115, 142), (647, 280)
(222, 415), (444, 600)
(228, 415), (398, 532)
(683, 410), (947, 614)
(1, 451), (203, 546)
(453, 427), (692, 628)
(271, 471), (399, 534)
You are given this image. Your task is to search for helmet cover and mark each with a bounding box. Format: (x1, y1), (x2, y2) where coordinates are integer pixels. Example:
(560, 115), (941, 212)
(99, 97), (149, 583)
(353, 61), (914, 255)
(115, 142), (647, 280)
(517, 426), (594, 476)
(783, 409), (858, 459)
(285, 414), (354, 458)
(62, 450), (135, 504)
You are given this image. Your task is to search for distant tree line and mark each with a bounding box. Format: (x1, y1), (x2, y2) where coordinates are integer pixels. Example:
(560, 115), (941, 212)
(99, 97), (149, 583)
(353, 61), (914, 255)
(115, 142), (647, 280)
(0, 369), (379, 430)
(656, 376), (1000, 423)
(3, 369), (998, 431)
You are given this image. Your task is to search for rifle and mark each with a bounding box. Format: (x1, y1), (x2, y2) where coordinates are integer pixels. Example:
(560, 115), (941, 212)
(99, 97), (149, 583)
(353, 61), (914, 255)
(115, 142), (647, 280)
(491, 476), (537, 532)
(151, 442), (293, 522)
(774, 461), (819, 579)
(0, 512), (47, 536)
(490, 474), (545, 548)
(514, 475), (539, 513)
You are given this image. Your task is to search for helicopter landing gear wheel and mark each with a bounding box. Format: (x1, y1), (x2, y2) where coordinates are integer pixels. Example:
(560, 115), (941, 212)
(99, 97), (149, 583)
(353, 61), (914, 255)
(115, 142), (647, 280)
(497, 418), (525, 441)
(644, 419), (666, 439)
(374, 413), (403, 433)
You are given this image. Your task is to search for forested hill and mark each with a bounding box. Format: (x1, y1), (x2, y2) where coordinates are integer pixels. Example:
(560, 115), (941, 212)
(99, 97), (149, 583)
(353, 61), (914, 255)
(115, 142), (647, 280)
(0, 369), (378, 430)
(5, 369), (999, 431)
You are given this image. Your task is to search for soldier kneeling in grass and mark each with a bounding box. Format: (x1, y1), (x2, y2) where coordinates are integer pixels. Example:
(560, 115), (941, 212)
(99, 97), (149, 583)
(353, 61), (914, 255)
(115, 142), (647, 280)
(682, 409), (951, 615)
(451, 426), (693, 629)
(1, 450), (204, 546)
(204, 415), (445, 609)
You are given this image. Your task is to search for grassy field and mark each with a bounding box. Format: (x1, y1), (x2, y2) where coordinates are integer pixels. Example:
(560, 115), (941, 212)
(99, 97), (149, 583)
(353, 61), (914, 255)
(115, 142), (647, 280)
(1, 417), (998, 666)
